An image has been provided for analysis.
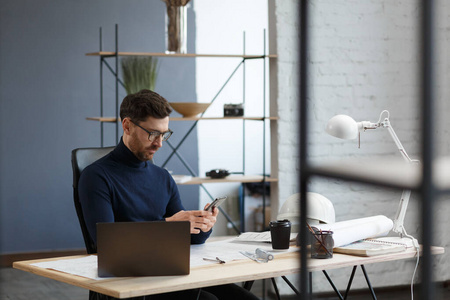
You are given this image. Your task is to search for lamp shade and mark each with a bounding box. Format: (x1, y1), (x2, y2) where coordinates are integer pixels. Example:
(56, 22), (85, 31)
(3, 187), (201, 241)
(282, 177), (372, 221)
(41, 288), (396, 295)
(326, 114), (358, 140)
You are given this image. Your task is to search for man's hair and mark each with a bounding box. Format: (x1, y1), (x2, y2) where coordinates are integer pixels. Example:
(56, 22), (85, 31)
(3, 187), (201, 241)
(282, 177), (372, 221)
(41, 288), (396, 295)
(120, 89), (172, 122)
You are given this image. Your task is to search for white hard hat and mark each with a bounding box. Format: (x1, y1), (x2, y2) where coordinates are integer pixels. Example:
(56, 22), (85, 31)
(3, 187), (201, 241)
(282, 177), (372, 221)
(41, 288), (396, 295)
(277, 192), (335, 225)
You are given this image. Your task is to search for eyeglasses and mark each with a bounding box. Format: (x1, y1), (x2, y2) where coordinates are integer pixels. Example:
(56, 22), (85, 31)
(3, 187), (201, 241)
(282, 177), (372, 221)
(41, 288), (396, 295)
(130, 120), (173, 142)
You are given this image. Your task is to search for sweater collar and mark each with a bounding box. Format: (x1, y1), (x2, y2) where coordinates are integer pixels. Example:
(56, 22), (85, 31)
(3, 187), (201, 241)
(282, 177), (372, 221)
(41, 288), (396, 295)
(112, 137), (147, 168)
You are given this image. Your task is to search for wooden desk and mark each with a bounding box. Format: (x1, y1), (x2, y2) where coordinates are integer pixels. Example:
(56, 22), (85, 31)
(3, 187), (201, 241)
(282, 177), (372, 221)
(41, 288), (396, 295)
(13, 246), (444, 299)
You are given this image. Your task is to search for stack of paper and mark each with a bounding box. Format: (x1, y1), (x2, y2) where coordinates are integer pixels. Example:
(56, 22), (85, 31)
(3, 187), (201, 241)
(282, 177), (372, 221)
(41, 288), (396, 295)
(234, 231), (298, 243)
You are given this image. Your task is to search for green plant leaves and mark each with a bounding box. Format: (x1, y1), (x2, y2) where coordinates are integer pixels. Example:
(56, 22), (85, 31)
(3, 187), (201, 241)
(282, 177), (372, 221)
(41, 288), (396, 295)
(121, 56), (159, 95)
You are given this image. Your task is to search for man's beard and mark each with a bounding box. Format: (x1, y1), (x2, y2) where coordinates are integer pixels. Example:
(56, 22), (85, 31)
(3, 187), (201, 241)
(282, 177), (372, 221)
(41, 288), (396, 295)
(129, 132), (157, 161)
(136, 145), (157, 161)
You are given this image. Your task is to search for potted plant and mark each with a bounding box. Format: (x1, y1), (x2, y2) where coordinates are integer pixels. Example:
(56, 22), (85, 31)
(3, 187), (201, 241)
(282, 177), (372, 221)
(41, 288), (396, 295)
(121, 56), (159, 94)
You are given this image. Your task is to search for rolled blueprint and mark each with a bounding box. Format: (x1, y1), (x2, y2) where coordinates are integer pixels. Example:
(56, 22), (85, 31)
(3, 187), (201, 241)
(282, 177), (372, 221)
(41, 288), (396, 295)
(314, 215), (393, 247)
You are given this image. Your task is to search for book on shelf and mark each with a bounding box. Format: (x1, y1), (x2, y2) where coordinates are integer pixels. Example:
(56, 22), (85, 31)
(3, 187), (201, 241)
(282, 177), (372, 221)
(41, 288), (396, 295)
(333, 237), (412, 256)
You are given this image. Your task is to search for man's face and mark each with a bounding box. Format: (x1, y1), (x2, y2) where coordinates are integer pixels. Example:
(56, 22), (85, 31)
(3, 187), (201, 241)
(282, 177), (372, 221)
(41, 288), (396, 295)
(123, 116), (170, 161)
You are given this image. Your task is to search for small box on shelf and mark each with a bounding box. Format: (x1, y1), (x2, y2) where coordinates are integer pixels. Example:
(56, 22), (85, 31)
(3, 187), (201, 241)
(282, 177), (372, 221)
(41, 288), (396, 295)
(224, 104), (244, 117)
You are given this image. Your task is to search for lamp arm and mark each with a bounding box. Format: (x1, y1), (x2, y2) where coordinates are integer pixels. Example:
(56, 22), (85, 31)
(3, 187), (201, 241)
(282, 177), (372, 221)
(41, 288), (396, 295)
(357, 118), (414, 163)
(380, 116), (418, 238)
(382, 120), (414, 163)
(392, 189), (411, 237)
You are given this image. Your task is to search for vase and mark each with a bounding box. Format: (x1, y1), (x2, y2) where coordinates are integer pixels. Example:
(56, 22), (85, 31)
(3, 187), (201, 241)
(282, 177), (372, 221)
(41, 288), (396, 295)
(165, 2), (187, 54)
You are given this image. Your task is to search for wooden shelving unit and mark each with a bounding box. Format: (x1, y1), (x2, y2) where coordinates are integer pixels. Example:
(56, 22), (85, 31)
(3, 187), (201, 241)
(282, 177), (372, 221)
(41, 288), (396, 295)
(86, 25), (277, 234)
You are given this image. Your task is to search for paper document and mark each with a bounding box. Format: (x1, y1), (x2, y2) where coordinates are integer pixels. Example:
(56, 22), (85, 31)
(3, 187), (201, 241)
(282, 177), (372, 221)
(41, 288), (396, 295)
(234, 231), (298, 243)
(191, 238), (297, 267)
(30, 239), (298, 280)
(31, 255), (105, 280)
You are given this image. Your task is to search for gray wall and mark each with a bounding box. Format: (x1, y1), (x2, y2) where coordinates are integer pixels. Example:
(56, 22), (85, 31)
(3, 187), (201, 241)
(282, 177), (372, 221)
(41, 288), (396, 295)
(0, 0), (199, 254)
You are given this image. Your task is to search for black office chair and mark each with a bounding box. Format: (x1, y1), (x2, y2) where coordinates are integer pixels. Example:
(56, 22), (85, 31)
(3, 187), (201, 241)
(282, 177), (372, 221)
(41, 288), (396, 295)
(72, 147), (125, 300)
(71, 148), (164, 300)
(71, 147), (115, 254)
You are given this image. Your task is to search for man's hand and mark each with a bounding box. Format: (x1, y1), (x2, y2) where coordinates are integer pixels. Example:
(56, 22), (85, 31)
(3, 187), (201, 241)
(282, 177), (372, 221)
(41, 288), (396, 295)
(166, 206), (219, 234)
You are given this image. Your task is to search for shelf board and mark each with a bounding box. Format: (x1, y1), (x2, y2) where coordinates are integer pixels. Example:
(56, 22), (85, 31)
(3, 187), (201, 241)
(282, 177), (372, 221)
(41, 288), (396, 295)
(86, 117), (117, 123)
(176, 175), (278, 185)
(86, 51), (277, 59)
(170, 116), (279, 121)
(86, 116), (278, 122)
(309, 157), (450, 192)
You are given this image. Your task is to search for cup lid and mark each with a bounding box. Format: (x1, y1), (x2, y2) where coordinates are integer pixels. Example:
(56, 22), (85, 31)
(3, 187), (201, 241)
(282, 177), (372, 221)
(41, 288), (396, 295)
(270, 219), (291, 227)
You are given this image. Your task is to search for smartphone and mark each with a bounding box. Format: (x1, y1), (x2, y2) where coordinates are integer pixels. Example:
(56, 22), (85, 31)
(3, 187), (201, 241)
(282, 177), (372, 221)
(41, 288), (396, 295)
(205, 196), (227, 211)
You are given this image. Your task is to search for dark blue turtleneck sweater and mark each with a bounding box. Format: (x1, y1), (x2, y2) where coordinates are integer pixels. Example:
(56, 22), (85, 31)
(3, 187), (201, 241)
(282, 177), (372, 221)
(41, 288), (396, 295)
(78, 138), (211, 246)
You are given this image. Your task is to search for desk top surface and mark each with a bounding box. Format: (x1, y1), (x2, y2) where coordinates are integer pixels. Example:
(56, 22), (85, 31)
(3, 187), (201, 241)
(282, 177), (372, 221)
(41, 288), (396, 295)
(13, 245), (444, 298)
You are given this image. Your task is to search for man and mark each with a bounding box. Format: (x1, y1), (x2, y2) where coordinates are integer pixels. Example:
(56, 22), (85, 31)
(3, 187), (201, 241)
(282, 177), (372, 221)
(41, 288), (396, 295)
(79, 89), (258, 300)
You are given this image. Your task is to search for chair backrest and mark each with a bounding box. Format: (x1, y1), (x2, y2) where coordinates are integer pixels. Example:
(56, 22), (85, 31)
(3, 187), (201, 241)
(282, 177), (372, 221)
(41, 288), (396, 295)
(71, 147), (115, 254)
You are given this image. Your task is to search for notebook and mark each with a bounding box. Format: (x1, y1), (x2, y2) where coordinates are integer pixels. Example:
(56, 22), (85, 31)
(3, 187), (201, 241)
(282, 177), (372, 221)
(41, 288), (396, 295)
(97, 221), (190, 277)
(333, 237), (410, 257)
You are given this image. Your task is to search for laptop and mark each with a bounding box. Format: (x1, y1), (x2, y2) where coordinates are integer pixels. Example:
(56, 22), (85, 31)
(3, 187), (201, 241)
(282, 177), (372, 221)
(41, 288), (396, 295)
(97, 221), (190, 277)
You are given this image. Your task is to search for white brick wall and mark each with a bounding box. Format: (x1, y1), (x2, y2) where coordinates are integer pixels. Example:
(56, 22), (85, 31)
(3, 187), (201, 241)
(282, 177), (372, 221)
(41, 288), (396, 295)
(270, 0), (301, 215)
(272, 0), (450, 294)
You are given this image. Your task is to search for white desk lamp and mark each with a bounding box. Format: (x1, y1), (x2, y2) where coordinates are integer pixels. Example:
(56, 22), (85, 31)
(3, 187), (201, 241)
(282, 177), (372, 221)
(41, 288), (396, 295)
(326, 110), (419, 245)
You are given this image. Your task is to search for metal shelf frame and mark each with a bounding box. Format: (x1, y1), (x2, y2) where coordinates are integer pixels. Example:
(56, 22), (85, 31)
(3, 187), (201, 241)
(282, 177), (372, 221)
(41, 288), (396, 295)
(88, 24), (276, 235)
(298, 1), (439, 299)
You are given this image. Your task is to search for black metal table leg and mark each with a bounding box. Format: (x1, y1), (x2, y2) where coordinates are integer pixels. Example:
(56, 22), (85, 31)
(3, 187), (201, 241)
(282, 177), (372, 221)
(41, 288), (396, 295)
(281, 276), (301, 296)
(361, 265), (377, 300)
(343, 265), (358, 299)
(271, 278), (281, 300)
(243, 281), (254, 291)
(317, 265), (378, 300)
(322, 271), (344, 300)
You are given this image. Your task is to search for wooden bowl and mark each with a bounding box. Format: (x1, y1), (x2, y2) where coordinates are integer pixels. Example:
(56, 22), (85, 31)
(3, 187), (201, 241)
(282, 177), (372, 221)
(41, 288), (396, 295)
(169, 102), (210, 118)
